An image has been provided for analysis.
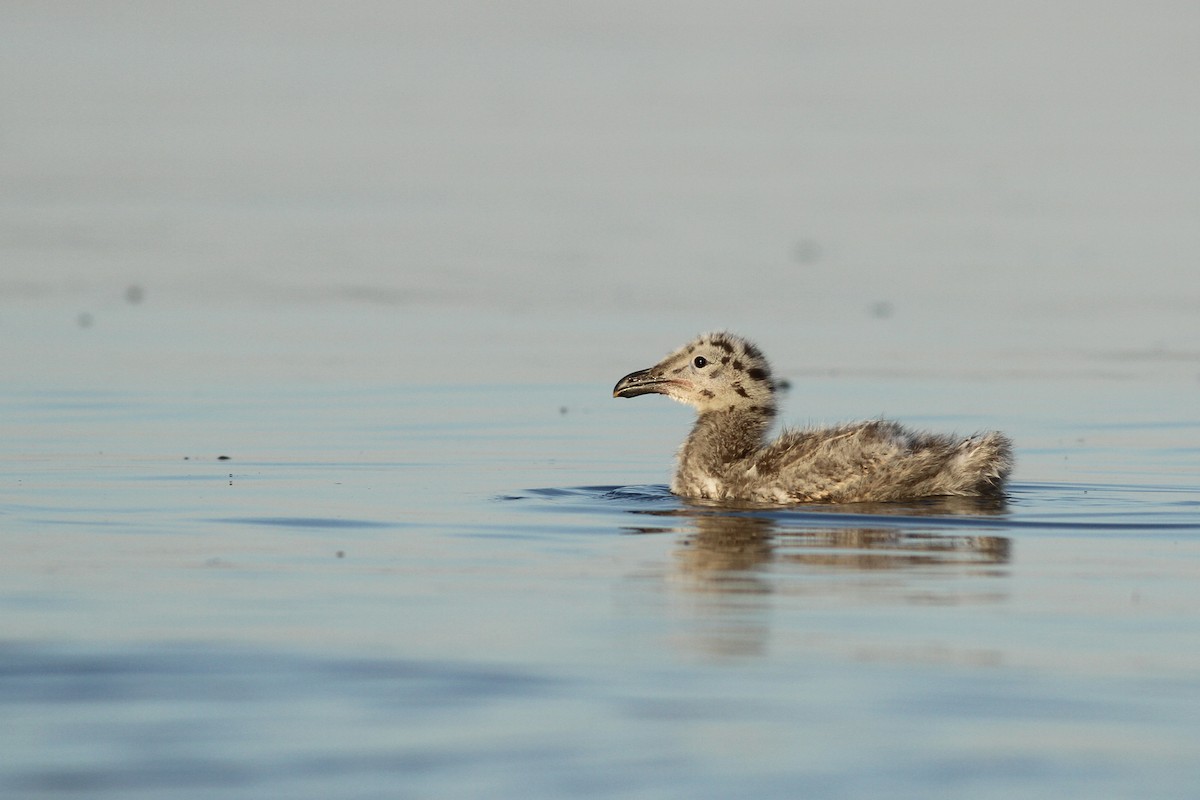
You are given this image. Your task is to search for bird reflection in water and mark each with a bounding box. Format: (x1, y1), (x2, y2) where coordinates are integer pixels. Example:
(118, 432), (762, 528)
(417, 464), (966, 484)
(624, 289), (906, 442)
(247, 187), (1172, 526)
(628, 494), (1010, 577)
(621, 495), (1012, 658)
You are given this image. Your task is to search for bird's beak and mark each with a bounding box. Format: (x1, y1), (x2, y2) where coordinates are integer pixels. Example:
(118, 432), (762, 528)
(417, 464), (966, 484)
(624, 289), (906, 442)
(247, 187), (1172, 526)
(613, 368), (671, 398)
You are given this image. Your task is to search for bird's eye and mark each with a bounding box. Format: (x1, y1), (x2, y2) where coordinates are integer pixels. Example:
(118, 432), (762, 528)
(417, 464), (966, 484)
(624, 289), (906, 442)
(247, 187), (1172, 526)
(693, 356), (708, 368)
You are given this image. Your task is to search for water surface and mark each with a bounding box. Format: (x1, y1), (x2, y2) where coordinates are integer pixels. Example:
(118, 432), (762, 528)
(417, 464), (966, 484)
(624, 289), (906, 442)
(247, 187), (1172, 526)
(4, 3), (1200, 797)
(4, 380), (1200, 798)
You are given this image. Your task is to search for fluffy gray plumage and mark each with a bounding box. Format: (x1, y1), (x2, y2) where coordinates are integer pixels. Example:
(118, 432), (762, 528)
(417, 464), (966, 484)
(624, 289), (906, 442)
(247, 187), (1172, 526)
(613, 332), (1013, 504)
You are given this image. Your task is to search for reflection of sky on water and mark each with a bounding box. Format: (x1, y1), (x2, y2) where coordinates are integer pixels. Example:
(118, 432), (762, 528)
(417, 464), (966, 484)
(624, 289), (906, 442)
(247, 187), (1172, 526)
(3, 5), (1200, 798)
(3, 4), (1198, 390)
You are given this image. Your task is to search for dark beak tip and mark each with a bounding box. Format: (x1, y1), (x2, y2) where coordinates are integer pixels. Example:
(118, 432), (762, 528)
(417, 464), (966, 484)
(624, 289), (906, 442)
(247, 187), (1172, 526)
(613, 368), (665, 399)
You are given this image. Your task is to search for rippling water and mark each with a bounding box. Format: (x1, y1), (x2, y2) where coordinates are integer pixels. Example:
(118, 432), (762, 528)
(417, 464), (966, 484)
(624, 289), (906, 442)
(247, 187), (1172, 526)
(4, 3), (1200, 797)
(3, 381), (1199, 798)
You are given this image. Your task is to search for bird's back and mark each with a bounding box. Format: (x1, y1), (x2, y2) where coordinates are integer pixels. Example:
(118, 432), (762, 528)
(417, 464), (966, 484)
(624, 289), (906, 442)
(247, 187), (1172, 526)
(743, 421), (1013, 504)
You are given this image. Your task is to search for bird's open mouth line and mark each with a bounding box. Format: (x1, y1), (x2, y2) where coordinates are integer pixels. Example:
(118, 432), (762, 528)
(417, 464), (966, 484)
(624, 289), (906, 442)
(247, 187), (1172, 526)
(613, 380), (671, 398)
(613, 370), (676, 398)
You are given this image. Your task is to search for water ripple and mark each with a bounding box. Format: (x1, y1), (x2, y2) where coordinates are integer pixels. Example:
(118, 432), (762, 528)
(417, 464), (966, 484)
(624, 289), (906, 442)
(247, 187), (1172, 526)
(508, 481), (1200, 533)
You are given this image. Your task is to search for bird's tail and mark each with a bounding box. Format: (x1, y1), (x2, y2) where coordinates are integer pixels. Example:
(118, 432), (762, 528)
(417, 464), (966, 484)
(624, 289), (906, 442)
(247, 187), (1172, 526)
(949, 432), (1014, 494)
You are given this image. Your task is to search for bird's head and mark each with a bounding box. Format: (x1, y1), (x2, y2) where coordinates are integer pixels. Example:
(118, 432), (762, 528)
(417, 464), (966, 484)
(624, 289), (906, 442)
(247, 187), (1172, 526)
(613, 332), (777, 414)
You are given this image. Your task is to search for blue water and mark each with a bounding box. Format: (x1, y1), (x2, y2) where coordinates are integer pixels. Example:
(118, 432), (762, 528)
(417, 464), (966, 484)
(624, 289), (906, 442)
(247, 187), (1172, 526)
(4, 3), (1200, 796)
(3, 381), (1199, 798)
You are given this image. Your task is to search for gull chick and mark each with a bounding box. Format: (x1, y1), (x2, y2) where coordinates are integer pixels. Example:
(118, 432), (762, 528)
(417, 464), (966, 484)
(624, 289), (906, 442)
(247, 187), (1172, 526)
(613, 332), (1013, 504)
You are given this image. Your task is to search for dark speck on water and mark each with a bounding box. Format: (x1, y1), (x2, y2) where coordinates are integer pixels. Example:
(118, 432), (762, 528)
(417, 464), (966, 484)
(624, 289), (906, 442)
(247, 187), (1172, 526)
(869, 300), (895, 319)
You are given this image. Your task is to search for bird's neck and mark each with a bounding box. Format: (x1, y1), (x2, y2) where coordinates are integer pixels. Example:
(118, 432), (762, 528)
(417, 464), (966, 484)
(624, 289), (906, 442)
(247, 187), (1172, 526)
(680, 406), (774, 470)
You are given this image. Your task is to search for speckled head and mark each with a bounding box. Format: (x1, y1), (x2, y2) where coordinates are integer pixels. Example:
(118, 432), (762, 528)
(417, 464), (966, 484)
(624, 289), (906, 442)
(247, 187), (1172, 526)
(613, 332), (777, 415)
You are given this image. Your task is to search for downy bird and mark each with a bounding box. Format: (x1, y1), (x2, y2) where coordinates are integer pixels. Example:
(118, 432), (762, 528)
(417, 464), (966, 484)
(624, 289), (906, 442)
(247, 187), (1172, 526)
(613, 332), (1012, 504)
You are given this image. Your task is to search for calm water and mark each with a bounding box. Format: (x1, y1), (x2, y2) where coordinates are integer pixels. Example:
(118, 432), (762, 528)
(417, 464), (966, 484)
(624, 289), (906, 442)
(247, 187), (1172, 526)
(3, 376), (1199, 798)
(4, 3), (1200, 798)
